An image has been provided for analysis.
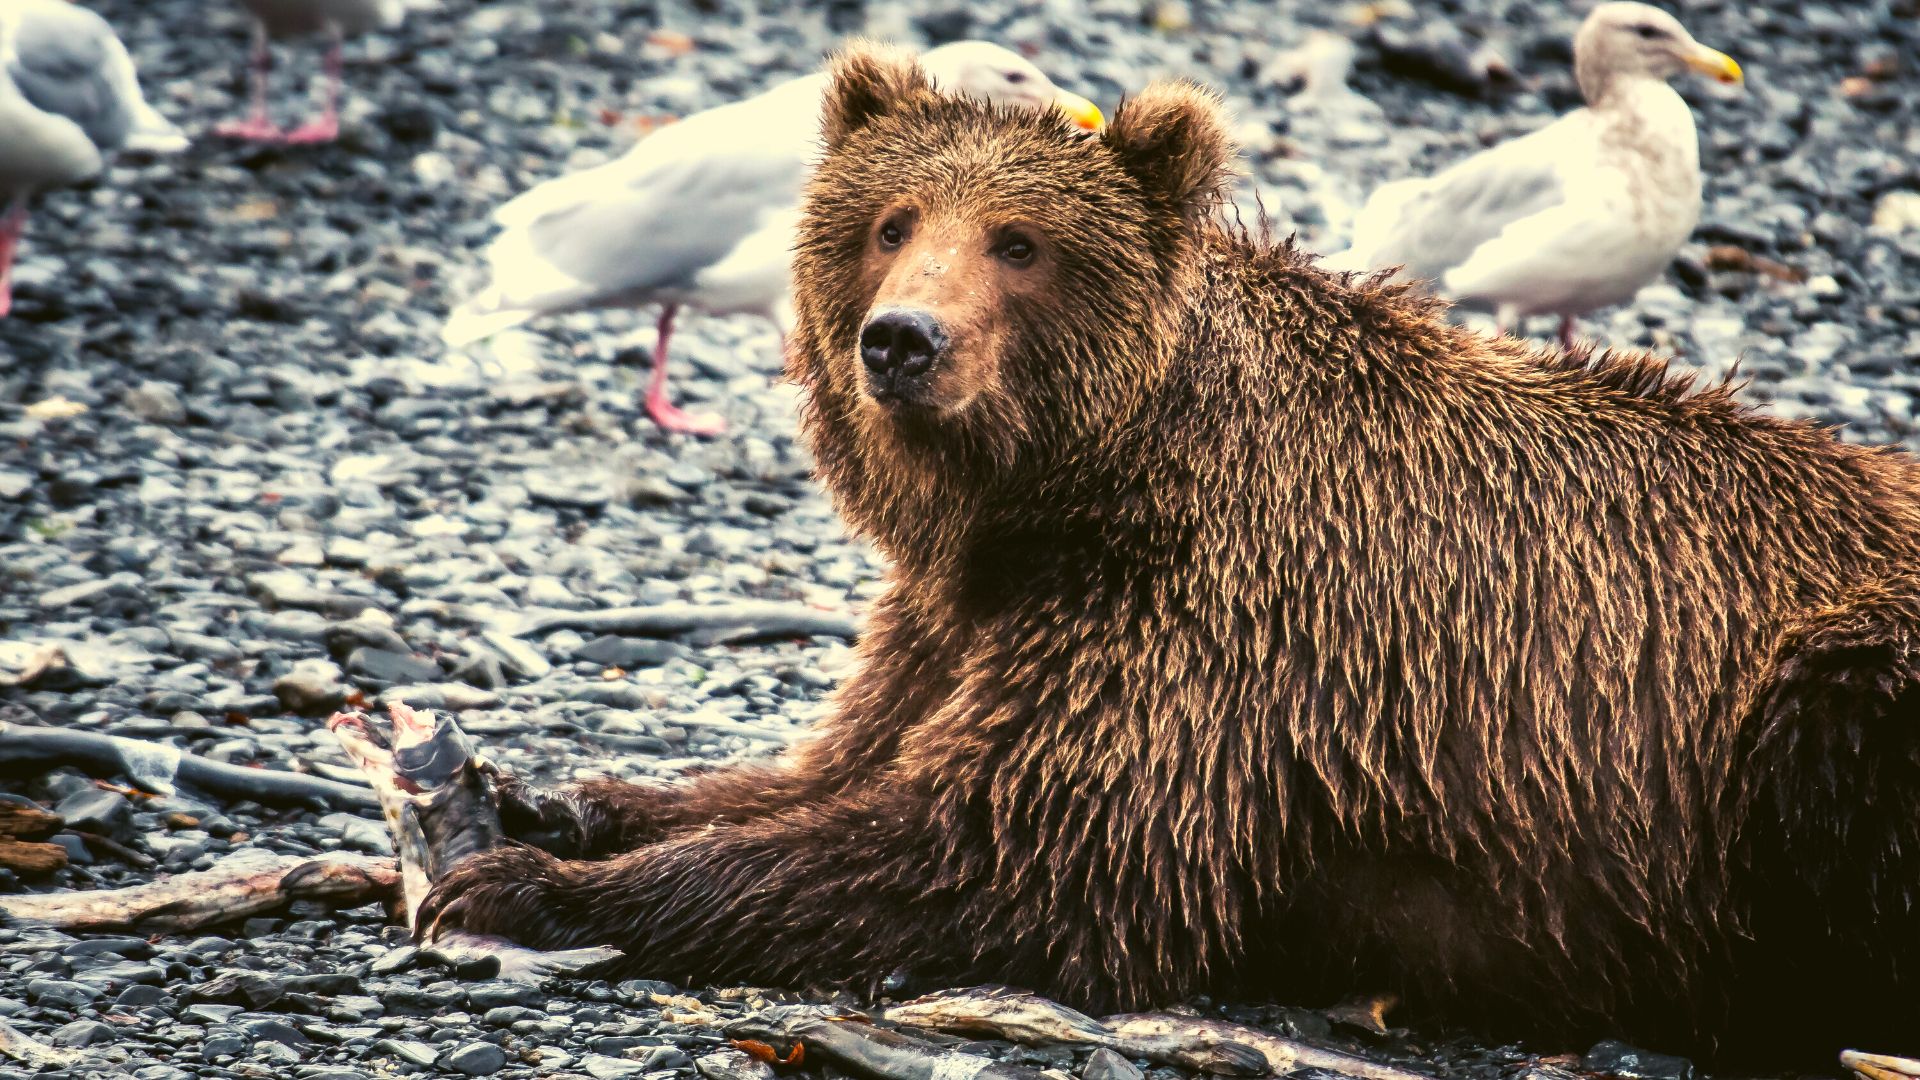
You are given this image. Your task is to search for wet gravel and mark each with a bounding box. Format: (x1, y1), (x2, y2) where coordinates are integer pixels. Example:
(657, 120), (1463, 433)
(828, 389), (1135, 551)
(2, 0), (1917, 1076)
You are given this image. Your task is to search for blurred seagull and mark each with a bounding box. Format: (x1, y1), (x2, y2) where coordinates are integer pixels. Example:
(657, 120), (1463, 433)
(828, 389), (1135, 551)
(441, 40), (1105, 436)
(0, 0), (187, 317)
(219, 0), (415, 143)
(1325, 2), (1742, 346)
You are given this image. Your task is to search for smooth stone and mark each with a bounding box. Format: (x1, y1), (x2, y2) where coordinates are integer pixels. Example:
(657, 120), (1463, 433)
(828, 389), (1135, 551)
(1083, 1047), (1145, 1080)
(442, 1041), (509, 1076)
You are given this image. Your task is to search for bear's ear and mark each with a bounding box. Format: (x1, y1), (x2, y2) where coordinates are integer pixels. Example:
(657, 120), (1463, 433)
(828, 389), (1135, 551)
(1102, 80), (1236, 217)
(821, 40), (937, 153)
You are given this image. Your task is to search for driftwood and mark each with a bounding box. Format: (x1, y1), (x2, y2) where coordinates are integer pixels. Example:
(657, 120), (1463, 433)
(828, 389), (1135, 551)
(516, 601), (860, 643)
(0, 840), (66, 875)
(1845, 1051), (1920, 1080)
(0, 722), (378, 811)
(0, 1020), (83, 1069)
(0, 849), (398, 933)
(885, 988), (1433, 1080)
(0, 799), (68, 876)
(0, 800), (68, 875)
(0, 800), (62, 840)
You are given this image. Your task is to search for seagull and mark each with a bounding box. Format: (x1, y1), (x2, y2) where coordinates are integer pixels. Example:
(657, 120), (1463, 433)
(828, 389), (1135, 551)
(441, 40), (1105, 436)
(0, 0), (187, 318)
(218, 0), (410, 143)
(1324, 2), (1742, 346)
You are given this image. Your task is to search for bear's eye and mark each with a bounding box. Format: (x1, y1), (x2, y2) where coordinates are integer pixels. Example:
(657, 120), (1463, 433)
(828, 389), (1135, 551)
(997, 234), (1036, 266)
(878, 221), (905, 249)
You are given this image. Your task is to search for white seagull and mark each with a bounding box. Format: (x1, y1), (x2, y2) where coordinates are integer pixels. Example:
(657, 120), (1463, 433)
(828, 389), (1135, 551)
(441, 40), (1105, 436)
(0, 0), (187, 317)
(1325, 2), (1742, 346)
(219, 0), (413, 143)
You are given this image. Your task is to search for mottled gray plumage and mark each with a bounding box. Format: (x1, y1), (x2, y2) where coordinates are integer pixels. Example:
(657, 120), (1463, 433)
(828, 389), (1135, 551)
(7, 2), (134, 152)
(0, 0), (183, 317)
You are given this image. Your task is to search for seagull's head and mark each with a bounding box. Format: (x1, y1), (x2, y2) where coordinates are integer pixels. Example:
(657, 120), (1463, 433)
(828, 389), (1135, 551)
(1576, 2), (1742, 100)
(920, 41), (1106, 132)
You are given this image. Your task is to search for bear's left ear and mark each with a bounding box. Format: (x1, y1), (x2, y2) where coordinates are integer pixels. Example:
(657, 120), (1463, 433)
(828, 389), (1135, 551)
(821, 40), (937, 153)
(1102, 80), (1236, 218)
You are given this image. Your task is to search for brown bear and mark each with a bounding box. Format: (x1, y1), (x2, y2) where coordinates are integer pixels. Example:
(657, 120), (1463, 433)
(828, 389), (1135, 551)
(417, 43), (1920, 1066)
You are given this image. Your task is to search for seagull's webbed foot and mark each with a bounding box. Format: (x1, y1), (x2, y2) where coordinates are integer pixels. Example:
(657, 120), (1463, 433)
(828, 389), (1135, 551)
(214, 116), (286, 142)
(285, 116), (341, 145)
(1846, 1051), (1920, 1080)
(645, 394), (727, 437)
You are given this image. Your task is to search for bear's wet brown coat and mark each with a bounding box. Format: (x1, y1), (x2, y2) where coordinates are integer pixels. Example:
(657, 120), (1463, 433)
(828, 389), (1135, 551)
(420, 45), (1920, 1061)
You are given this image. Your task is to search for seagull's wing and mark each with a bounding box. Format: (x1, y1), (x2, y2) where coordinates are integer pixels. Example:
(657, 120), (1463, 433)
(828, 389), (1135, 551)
(510, 142), (809, 303)
(1338, 119), (1576, 287)
(1439, 168), (1649, 315)
(444, 75), (824, 347)
(4, 0), (138, 153)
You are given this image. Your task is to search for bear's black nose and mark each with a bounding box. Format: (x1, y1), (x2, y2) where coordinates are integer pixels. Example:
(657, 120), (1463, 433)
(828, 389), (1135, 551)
(860, 309), (948, 382)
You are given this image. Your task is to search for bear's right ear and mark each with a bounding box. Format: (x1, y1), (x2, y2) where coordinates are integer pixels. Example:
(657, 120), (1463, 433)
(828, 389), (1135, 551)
(1102, 80), (1236, 218)
(821, 40), (936, 153)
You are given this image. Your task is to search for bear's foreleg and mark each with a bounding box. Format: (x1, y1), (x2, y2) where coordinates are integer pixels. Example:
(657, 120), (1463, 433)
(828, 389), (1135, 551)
(489, 597), (964, 857)
(415, 787), (996, 994)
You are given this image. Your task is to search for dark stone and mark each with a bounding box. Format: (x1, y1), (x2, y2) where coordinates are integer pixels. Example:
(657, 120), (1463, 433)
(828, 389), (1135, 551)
(442, 1041), (508, 1075)
(1083, 1047), (1145, 1080)
(54, 788), (134, 843)
(465, 983), (543, 1011)
(369, 945), (419, 975)
(114, 984), (174, 1008)
(240, 1017), (310, 1047)
(572, 636), (688, 669)
(346, 647), (442, 687)
(26, 978), (103, 1008)
(50, 1020), (117, 1047)
(62, 937), (154, 960)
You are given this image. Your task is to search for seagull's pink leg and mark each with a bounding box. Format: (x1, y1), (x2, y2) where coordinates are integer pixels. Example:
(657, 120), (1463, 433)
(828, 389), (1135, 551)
(0, 200), (26, 318)
(1557, 314), (1576, 349)
(215, 22), (285, 141)
(285, 25), (344, 145)
(643, 305), (727, 437)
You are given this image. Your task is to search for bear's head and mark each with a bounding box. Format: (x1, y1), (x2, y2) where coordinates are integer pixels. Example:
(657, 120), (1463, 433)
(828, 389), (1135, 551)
(791, 43), (1235, 556)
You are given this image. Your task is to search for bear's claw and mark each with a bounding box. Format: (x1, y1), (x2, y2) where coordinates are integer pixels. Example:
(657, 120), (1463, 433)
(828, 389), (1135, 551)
(415, 844), (583, 950)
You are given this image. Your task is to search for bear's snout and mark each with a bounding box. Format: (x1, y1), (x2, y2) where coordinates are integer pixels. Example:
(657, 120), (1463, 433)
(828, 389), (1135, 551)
(859, 308), (949, 402)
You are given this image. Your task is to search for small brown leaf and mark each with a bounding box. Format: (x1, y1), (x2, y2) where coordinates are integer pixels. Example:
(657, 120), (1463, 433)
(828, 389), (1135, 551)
(646, 29), (695, 56)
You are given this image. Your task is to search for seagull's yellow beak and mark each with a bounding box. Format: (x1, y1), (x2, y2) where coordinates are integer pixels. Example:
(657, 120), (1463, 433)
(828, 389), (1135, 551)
(1686, 44), (1743, 85)
(1052, 90), (1106, 131)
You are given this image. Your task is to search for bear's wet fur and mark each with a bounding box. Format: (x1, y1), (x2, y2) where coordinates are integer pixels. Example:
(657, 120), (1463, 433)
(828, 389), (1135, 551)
(420, 43), (1920, 1063)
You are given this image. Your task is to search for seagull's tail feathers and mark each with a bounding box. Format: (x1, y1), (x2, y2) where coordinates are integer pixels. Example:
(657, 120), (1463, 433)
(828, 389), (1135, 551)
(97, 30), (189, 154)
(443, 228), (606, 349)
(124, 101), (189, 154)
(442, 293), (539, 349)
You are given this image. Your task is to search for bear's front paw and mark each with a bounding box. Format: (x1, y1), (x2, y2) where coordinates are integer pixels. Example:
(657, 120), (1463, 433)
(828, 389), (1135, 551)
(484, 767), (589, 856)
(414, 844), (594, 950)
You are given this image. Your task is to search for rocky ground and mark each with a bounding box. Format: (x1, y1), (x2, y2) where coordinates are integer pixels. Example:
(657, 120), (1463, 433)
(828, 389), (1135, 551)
(1, 0), (1917, 1076)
